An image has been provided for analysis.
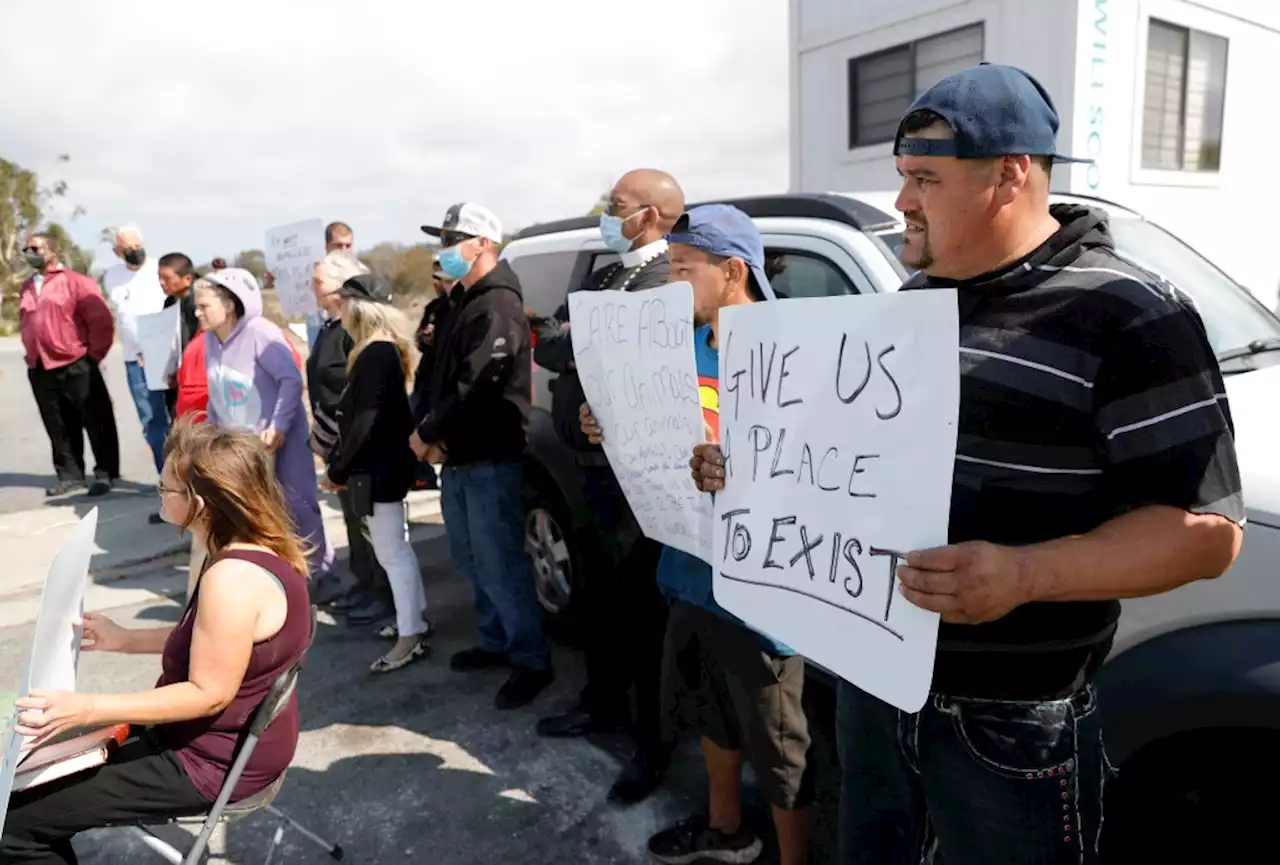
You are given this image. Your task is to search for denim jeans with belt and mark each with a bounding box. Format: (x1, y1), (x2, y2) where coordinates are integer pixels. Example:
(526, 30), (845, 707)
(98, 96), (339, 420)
(836, 681), (1115, 865)
(440, 460), (550, 670)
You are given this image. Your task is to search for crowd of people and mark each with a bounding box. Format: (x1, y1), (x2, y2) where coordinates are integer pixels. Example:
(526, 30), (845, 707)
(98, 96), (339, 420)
(7, 63), (1246, 865)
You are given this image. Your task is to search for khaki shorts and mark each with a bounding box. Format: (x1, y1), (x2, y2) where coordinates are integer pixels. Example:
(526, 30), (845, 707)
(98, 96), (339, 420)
(660, 600), (814, 810)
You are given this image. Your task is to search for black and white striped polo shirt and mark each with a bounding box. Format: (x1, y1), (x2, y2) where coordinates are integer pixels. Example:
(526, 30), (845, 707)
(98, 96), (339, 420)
(903, 204), (1244, 699)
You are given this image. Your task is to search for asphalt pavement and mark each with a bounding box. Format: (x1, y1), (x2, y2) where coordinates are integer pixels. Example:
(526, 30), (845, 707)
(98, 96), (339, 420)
(0, 335), (840, 863)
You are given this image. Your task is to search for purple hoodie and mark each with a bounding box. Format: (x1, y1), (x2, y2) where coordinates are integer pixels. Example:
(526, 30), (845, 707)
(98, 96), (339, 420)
(202, 268), (333, 577)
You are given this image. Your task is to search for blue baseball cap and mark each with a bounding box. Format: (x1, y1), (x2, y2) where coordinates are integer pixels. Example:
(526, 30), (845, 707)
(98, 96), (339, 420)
(893, 63), (1090, 164)
(666, 204), (772, 299)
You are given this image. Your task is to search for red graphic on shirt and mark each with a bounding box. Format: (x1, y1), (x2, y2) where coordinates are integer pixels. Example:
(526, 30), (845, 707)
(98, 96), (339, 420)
(698, 374), (720, 442)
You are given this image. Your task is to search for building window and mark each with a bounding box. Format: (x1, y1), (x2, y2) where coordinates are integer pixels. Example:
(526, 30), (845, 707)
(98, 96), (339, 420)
(847, 24), (984, 149)
(1141, 19), (1228, 172)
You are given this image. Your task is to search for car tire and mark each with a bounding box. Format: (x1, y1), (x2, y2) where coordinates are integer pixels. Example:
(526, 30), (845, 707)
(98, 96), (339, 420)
(521, 476), (586, 645)
(1100, 727), (1277, 863)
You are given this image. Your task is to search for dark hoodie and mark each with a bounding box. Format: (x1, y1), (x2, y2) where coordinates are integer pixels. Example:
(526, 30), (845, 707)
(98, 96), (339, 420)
(904, 204), (1242, 700)
(416, 260), (531, 465)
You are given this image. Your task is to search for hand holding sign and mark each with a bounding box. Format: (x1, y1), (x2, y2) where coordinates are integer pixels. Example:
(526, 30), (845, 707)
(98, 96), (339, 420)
(690, 442), (725, 492)
(579, 401), (604, 445)
(897, 540), (1030, 624)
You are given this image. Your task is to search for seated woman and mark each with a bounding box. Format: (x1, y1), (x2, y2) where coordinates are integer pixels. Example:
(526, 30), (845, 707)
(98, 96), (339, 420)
(2, 417), (313, 865)
(194, 267), (334, 580)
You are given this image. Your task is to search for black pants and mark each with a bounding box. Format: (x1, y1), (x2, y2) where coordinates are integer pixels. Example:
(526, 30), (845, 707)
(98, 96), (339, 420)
(836, 682), (1114, 865)
(1, 731), (209, 864)
(27, 358), (120, 483)
(578, 534), (668, 754)
(337, 485), (390, 598)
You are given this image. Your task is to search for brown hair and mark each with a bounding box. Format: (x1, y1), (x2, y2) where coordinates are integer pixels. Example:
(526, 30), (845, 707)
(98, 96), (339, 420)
(162, 416), (310, 578)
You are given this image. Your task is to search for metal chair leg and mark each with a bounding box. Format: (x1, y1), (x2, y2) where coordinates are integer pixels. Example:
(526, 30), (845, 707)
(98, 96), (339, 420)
(263, 819), (286, 865)
(263, 804), (344, 860)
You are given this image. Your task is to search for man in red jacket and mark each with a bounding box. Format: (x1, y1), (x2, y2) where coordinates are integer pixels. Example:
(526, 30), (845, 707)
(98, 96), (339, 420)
(19, 233), (121, 497)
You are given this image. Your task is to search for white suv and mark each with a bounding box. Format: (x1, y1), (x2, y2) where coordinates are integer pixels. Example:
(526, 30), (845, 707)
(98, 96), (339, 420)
(502, 192), (1280, 857)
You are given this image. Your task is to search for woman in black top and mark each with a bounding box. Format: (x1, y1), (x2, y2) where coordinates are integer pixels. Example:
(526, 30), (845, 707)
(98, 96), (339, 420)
(321, 275), (427, 672)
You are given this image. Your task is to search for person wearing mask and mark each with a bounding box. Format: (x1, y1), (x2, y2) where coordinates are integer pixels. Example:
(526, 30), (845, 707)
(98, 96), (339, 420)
(19, 232), (120, 498)
(589, 206), (815, 865)
(408, 262), (456, 492)
(307, 251), (396, 624)
(321, 274), (429, 672)
(1, 417), (313, 864)
(531, 168), (685, 805)
(412, 203), (552, 710)
(194, 268), (334, 582)
(103, 224), (171, 475)
(693, 65), (1245, 865)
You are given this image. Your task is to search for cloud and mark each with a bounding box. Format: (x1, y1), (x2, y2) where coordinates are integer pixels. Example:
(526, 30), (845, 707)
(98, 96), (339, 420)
(0, 0), (788, 268)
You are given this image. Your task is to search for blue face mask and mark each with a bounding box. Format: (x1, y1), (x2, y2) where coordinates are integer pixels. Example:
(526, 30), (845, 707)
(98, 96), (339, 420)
(437, 242), (474, 280)
(599, 213), (636, 254)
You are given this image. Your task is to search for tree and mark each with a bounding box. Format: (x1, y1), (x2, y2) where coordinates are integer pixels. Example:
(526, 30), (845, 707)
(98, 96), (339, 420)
(587, 190), (609, 216)
(360, 242), (410, 285)
(233, 249), (267, 283)
(391, 245), (437, 301)
(0, 155), (90, 323)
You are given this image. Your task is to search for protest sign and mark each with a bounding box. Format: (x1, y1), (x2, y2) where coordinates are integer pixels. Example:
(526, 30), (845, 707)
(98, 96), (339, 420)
(0, 508), (97, 836)
(569, 282), (712, 562)
(265, 219), (324, 317)
(135, 302), (180, 391)
(712, 292), (959, 712)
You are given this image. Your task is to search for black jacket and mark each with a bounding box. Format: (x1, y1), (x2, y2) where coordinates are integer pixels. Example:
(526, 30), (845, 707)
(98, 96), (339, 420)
(410, 293), (453, 424)
(416, 261), (531, 465)
(306, 319), (353, 417)
(327, 341), (416, 502)
(164, 292), (200, 352)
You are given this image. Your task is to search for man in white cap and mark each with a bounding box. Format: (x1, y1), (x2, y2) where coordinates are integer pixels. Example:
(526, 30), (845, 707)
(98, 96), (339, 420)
(412, 202), (553, 710)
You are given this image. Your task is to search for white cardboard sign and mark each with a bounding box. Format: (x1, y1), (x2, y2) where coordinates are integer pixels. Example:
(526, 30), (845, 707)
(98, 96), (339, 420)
(712, 292), (959, 712)
(0, 508), (97, 836)
(135, 302), (180, 391)
(265, 219), (324, 317)
(569, 282), (712, 562)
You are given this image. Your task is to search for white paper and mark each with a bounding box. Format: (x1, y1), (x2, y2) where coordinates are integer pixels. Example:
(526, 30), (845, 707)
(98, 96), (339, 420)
(0, 508), (97, 836)
(569, 282), (713, 562)
(265, 219), (325, 317)
(135, 303), (180, 391)
(712, 293), (959, 712)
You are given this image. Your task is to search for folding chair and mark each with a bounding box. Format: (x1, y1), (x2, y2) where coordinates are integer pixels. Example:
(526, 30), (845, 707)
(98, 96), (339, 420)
(131, 606), (344, 863)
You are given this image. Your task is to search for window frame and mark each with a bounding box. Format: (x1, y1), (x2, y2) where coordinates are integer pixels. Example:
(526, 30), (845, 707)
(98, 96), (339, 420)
(846, 22), (985, 151)
(1131, 10), (1230, 188)
(762, 247), (861, 300)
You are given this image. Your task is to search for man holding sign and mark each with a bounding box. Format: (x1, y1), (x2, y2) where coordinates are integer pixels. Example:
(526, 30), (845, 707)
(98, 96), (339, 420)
(692, 65), (1243, 864)
(586, 205), (814, 865)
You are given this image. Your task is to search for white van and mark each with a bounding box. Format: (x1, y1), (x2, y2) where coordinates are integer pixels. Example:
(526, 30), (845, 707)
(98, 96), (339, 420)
(502, 191), (1280, 855)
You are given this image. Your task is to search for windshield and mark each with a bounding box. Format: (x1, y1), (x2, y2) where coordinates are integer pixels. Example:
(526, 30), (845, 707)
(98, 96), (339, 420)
(874, 219), (1280, 364)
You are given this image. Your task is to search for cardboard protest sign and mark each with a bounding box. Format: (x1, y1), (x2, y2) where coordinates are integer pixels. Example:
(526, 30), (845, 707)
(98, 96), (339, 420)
(0, 508), (97, 836)
(569, 282), (712, 562)
(135, 302), (180, 391)
(265, 219), (324, 317)
(712, 292), (958, 712)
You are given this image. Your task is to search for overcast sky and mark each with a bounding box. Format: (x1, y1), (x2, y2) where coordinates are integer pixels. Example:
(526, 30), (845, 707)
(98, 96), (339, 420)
(1, 0), (789, 270)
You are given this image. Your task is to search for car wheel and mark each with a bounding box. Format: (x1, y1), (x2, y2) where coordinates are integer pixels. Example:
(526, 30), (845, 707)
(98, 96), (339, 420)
(523, 484), (576, 620)
(1101, 728), (1277, 863)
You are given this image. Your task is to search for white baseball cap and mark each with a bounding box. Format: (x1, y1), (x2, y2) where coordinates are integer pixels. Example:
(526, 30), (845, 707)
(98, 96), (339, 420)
(421, 202), (503, 245)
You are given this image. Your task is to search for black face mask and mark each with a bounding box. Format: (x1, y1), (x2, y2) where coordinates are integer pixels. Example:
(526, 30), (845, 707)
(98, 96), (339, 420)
(123, 248), (146, 266)
(23, 250), (47, 270)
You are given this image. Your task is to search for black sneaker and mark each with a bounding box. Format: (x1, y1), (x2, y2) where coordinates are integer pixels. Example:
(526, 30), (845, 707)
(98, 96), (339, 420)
(87, 475), (112, 497)
(535, 706), (629, 739)
(495, 666), (554, 710)
(45, 478), (86, 497)
(147, 512), (165, 525)
(345, 594), (395, 625)
(647, 815), (762, 864)
(608, 746), (670, 805)
(450, 647), (509, 672)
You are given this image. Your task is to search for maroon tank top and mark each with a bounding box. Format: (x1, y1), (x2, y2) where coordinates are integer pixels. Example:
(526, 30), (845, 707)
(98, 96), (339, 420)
(156, 548), (312, 802)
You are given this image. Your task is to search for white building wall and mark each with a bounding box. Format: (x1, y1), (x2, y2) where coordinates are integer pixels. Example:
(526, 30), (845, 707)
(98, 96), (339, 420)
(792, 0), (1280, 301)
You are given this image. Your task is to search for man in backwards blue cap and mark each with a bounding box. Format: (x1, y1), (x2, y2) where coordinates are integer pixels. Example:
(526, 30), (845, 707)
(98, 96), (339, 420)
(692, 64), (1243, 864)
(584, 204), (815, 865)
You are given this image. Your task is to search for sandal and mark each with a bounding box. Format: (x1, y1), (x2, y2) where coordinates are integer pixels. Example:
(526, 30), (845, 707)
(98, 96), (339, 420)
(369, 636), (431, 673)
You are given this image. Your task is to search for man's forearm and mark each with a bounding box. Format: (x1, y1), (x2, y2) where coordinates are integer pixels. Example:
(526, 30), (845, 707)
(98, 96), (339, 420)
(1020, 505), (1243, 603)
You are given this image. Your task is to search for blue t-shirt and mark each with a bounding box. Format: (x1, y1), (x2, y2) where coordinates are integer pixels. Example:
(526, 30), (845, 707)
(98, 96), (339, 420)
(654, 324), (795, 657)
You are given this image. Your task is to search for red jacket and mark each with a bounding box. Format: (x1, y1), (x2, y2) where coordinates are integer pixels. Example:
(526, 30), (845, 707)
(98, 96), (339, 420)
(174, 326), (305, 419)
(19, 267), (114, 369)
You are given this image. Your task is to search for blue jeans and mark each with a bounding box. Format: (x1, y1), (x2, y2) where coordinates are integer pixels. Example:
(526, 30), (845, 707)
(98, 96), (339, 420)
(440, 460), (550, 670)
(836, 681), (1113, 865)
(124, 360), (171, 474)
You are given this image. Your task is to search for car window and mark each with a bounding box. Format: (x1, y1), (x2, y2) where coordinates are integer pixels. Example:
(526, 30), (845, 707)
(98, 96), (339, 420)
(506, 251), (580, 318)
(764, 249), (858, 298)
(589, 253), (619, 272)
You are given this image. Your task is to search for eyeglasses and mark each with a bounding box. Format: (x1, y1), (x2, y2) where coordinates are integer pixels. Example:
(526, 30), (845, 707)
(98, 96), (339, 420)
(605, 201), (652, 218)
(21, 246), (43, 254)
(156, 483), (185, 497)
